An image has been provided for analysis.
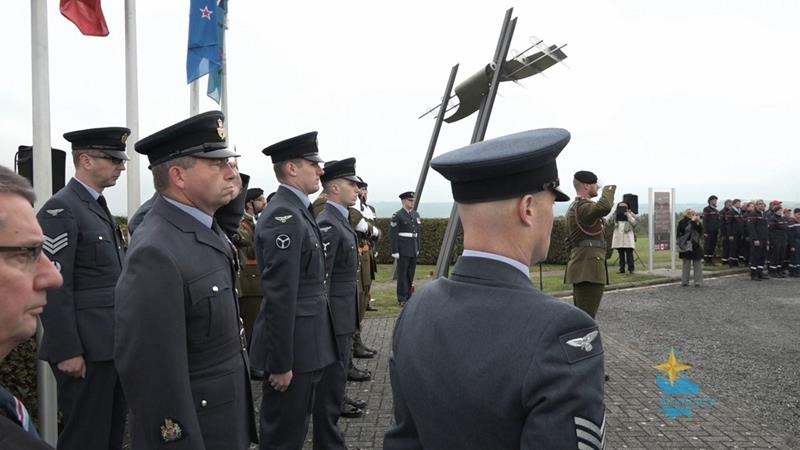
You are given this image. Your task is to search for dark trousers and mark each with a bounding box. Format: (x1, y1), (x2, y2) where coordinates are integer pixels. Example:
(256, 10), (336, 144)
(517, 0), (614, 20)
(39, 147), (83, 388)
(727, 234), (740, 266)
(703, 231), (718, 262)
(312, 334), (351, 450)
(573, 282), (606, 319)
(749, 241), (765, 271)
(238, 295), (262, 347)
(51, 360), (126, 450)
(617, 248), (634, 273)
(396, 256), (417, 303)
(721, 234), (730, 262)
(260, 368), (326, 450)
(768, 237), (787, 272)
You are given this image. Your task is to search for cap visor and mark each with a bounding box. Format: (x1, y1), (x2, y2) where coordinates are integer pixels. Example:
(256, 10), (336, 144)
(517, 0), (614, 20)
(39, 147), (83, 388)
(552, 187), (570, 202)
(195, 148), (239, 159)
(303, 154), (324, 163)
(106, 150), (130, 161)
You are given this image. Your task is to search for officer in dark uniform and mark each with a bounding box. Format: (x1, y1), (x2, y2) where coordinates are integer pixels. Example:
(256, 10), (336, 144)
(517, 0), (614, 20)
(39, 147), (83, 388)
(312, 158), (365, 448)
(385, 128), (605, 449)
(745, 199), (769, 280)
(719, 199), (732, 263)
(702, 195), (720, 264)
(36, 127), (129, 450)
(234, 187), (266, 344)
(115, 111), (257, 449)
(352, 178), (380, 353)
(788, 208), (800, 277)
(0, 165), (63, 450)
(565, 170), (616, 319)
(766, 200), (788, 278)
(248, 132), (339, 449)
(726, 199), (744, 267)
(390, 191), (422, 305)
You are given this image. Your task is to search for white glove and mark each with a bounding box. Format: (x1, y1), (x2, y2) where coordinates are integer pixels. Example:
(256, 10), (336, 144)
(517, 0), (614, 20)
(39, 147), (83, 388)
(596, 177), (604, 190)
(391, 253), (400, 259)
(372, 227), (381, 238)
(355, 218), (368, 233)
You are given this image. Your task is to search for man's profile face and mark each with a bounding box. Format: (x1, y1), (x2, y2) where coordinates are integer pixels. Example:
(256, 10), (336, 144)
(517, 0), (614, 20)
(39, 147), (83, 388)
(294, 159), (324, 195)
(340, 180), (359, 207)
(0, 194), (63, 349)
(181, 157), (238, 215)
(585, 182), (599, 198)
(252, 196), (267, 214)
(402, 198), (415, 210)
(710, 198), (717, 207)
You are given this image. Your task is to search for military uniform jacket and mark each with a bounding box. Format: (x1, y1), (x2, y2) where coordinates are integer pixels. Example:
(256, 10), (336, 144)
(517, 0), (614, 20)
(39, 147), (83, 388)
(766, 211), (788, 243)
(234, 215), (262, 298)
(317, 203), (359, 336)
(248, 186), (338, 376)
(114, 196), (257, 450)
(565, 186), (616, 285)
(725, 208), (743, 236)
(389, 208), (421, 257)
(384, 256), (606, 450)
(702, 205), (720, 233)
(718, 206), (731, 236)
(745, 210), (768, 241)
(37, 178), (124, 363)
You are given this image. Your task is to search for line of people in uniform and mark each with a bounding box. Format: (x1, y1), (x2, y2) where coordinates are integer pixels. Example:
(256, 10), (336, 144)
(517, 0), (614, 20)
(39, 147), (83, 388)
(702, 196), (800, 280)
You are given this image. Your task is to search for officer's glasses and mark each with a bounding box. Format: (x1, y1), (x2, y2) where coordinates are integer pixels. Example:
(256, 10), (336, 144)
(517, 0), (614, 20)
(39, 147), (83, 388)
(90, 154), (127, 166)
(0, 244), (44, 270)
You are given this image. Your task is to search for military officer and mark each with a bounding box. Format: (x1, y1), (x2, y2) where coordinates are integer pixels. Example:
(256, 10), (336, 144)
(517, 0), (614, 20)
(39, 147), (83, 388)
(390, 191), (422, 305)
(248, 132), (339, 449)
(702, 195), (720, 264)
(0, 166), (63, 450)
(719, 199), (732, 263)
(36, 127), (129, 450)
(114, 111), (257, 449)
(312, 158), (366, 448)
(726, 199), (744, 267)
(766, 200), (788, 278)
(234, 187), (267, 344)
(564, 170), (616, 319)
(745, 199), (769, 280)
(384, 128), (605, 449)
(352, 177), (380, 355)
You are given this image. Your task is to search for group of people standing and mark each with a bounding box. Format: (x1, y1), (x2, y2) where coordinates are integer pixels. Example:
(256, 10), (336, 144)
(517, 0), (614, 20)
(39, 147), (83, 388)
(702, 196), (800, 280)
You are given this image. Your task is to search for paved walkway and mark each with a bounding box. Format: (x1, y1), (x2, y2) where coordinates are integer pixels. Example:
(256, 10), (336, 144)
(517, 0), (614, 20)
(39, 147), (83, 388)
(249, 273), (797, 449)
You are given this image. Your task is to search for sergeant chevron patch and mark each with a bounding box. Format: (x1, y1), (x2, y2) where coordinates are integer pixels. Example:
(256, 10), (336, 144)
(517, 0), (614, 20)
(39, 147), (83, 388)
(43, 233), (69, 255)
(575, 411), (606, 450)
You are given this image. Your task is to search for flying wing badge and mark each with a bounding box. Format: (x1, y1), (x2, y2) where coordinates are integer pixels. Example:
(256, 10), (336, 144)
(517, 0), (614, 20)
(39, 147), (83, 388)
(274, 215), (293, 223)
(319, 226), (332, 233)
(46, 209), (64, 216)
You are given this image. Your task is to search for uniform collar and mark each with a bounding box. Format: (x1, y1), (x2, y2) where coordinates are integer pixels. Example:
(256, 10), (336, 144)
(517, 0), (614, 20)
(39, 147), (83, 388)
(162, 196), (213, 228)
(280, 183), (311, 208)
(327, 200), (350, 218)
(462, 249), (530, 278)
(74, 177), (101, 200)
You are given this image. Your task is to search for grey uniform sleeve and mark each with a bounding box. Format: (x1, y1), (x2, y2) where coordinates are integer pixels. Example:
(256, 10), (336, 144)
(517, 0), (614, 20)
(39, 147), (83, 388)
(37, 198), (83, 363)
(318, 217), (341, 281)
(114, 244), (205, 450)
(384, 309), (423, 450)
(256, 208), (305, 374)
(521, 308), (606, 450)
(389, 213), (399, 254)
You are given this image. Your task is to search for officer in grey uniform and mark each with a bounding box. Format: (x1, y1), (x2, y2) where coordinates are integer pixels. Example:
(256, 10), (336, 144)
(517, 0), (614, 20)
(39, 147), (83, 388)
(312, 158), (364, 448)
(248, 132), (339, 449)
(389, 191), (421, 305)
(114, 111), (257, 449)
(36, 127), (129, 450)
(384, 128), (606, 450)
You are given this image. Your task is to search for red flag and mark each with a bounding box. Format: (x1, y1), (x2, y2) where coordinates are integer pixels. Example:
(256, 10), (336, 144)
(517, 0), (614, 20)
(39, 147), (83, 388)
(60, 0), (109, 37)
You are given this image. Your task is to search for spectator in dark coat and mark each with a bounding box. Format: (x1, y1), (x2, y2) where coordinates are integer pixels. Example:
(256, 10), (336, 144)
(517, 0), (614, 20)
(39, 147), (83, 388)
(677, 208), (704, 287)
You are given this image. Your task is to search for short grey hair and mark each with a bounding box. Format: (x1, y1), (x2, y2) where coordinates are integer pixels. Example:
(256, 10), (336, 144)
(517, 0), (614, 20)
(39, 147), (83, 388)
(0, 165), (36, 230)
(152, 156), (197, 193)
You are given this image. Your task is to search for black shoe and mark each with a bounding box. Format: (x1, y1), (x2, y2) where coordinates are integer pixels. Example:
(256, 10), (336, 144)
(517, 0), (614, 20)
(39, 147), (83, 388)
(353, 346), (376, 359)
(604, 374), (610, 382)
(760, 272), (770, 280)
(366, 304), (378, 311)
(347, 365), (372, 382)
(345, 396), (367, 410)
(776, 272), (786, 278)
(353, 335), (378, 355)
(340, 403), (363, 418)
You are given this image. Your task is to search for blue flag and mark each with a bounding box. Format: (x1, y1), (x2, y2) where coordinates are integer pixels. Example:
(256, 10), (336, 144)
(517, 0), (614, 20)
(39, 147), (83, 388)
(186, 0), (221, 84)
(207, 0), (227, 103)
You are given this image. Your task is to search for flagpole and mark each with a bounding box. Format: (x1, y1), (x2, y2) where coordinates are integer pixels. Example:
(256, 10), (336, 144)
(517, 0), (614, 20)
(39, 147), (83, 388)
(220, 6), (229, 138)
(30, 0), (58, 444)
(125, 0), (141, 217)
(190, 80), (199, 116)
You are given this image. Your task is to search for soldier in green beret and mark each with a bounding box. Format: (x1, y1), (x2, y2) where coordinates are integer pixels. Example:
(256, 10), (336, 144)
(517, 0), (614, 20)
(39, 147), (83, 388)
(564, 171), (616, 319)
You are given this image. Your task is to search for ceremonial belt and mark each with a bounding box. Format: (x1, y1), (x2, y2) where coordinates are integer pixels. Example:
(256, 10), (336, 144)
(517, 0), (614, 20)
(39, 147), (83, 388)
(398, 232), (417, 238)
(577, 239), (605, 248)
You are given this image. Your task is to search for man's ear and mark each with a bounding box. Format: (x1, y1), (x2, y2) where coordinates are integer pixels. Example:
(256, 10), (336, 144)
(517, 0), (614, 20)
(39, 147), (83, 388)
(518, 194), (535, 227)
(169, 165), (186, 190)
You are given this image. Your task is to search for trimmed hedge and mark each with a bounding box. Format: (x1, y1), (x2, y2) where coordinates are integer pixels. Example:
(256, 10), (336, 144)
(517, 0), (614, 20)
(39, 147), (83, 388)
(0, 338), (39, 420)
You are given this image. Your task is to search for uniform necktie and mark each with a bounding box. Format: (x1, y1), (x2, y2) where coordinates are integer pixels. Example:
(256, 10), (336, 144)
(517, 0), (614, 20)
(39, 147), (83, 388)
(97, 195), (113, 223)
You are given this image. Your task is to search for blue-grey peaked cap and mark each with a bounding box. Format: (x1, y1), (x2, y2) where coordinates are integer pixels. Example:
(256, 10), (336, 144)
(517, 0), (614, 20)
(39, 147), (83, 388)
(430, 128), (571, 203)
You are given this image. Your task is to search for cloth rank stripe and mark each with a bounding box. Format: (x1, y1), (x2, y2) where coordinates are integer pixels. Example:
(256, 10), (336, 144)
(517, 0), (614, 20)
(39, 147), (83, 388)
(43, 232), (69, 255)
(575, 410), (606, 450)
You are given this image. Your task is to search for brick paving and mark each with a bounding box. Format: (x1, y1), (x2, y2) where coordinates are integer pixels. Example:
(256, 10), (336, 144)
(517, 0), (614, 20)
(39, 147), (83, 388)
(248, 280), (796, 449)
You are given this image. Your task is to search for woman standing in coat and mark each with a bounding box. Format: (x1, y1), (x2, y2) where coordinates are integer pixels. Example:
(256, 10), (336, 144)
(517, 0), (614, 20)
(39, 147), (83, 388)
(610, 202), (637, 274)
(677, 208), (704, 287)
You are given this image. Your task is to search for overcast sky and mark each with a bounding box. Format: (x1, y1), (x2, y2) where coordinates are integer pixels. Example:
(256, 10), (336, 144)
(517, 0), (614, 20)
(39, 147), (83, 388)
(3, 1), (799, 215)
